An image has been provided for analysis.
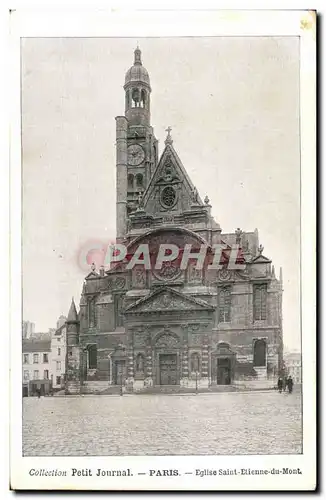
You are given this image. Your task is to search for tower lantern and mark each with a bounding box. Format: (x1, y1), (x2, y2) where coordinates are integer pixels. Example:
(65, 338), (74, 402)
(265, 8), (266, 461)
(124, 47), (151, 126)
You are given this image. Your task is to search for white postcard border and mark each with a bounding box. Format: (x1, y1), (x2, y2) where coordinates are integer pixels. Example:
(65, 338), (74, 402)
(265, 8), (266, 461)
(9, 7), (316, 491)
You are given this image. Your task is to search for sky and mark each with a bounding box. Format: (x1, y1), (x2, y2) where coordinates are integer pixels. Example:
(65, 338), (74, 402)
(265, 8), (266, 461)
(21, 37), (300, 350)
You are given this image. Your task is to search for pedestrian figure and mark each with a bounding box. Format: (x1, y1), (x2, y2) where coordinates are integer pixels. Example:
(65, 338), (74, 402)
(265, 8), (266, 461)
(287, 375), (293, 394)
(283, 377), (288, 392)
(277, 377), (283, 393)
(37, 389), (41, 399)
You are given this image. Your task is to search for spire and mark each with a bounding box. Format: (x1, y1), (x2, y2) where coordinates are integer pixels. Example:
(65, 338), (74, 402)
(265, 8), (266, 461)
(67, 297), (78, 323)
(279, 266), (283, 284)
(134, 46), (142, 65)
(165, 126), (173, 146)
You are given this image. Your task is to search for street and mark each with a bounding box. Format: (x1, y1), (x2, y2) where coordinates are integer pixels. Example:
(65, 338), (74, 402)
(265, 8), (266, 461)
(23, 391), (302, 456)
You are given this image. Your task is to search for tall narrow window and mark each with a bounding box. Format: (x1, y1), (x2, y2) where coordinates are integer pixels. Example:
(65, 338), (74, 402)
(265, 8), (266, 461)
(141, 89), (146, 108)
(253, 284), (267, 320)
(23, 354), (29, 364)
(88, 297), (96, 328)
(136, 173), (143, 188)
(43, 353), (48, 363)
(88, 345), (97, 369)
(219, 287), (231, 323)
(115, 294), (125, 328)
(33, 354), (39, 364)
(128, 173), (134, 190)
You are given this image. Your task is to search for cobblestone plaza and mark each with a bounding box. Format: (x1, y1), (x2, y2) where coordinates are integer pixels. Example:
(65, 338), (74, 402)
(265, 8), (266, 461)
(23, 392), (302, 456)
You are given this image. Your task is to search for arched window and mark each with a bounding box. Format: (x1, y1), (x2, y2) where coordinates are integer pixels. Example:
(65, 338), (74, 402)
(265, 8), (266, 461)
(128, 173), (134, 190)
(253, 339), (267, 367)
(88, 345), (97, 369)
(132, 88), (140, 107)
(141, 89), (146, 108)
(114, 294), (125, 328)
(88, 297), (96, 328)
(190, 353), (200, 373)
(135, 353), (144, 372)
(136, 173), (143, 188)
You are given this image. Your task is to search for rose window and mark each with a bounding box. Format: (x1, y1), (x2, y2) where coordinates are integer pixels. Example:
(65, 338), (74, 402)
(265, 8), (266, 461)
(161, 186), (176, 207)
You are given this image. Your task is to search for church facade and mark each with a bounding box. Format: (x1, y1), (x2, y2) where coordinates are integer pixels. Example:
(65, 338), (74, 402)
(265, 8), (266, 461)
(65, 48), (284, 394)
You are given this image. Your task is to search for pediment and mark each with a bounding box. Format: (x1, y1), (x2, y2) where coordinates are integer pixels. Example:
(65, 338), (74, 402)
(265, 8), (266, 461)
(85, 271), (99, 280)
(139, 144), (205, 216)
(125, 287), (214, 314)
(251, 254), (272, 264)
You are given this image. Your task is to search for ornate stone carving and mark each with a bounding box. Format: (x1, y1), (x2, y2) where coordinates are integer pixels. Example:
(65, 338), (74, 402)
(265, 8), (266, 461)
(155, 334), (179, 348)
(133, 268), (146, 288)
(188, 265), (202, 284)
(190, 334), (203, 346)
(115, 276), (126, 289)
(152, 261), (181, 282)
(217, 269), (232, 281)
(235, 228), (243, 245)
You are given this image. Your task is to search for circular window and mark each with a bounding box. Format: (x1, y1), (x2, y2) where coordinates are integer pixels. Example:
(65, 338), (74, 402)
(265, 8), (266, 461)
(161, 186), (176, 208)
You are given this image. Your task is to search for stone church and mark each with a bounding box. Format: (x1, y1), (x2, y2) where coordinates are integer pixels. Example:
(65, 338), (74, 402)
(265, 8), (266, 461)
(65, 48), (284, 394)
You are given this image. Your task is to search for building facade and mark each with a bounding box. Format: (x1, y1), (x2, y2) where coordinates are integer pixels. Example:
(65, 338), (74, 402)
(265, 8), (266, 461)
(22, 337), (52, 396)
(22, 321), (35, 339)
(284, 351), (301, 385)
(50, 321), (67, 390)
(65, 48), (284, 394)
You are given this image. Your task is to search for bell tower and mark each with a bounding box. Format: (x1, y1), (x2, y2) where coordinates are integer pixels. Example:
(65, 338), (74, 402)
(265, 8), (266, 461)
(116, 48), (158, 240)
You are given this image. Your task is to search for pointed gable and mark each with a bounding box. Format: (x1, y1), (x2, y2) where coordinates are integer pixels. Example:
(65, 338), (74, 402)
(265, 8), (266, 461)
(251, 254), (272, 264)
(67, 298), (78, 323)
(140, 143), (204, 216)
(125, 286), (214, 315)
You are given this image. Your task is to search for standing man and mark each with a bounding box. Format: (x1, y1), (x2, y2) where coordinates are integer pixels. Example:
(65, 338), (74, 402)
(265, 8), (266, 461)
(283, 376), (288, 392)
(287, 375), (294, 394)
(277, 377), (283, 393)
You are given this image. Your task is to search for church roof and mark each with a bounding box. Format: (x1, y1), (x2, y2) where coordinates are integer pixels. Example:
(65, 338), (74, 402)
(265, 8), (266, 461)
(124, 47), (150, 88)
(67, 298), (78, 323)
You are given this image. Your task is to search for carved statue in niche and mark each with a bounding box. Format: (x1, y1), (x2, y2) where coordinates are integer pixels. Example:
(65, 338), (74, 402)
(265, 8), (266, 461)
(190, 352), (200, 372)
(191, 186), (199, 204)
(188, 264), (202, 284)
(134, 268), (146, 288)
(135, 353), (145, 372)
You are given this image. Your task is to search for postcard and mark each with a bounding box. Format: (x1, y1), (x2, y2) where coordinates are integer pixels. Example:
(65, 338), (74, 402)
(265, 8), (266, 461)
(9, 7), (316, 491)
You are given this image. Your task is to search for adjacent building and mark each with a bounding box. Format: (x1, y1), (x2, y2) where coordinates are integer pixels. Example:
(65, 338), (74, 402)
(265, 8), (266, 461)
(284, 351), (302, 385)
(64, 48), (284, 394)
(22, 336), (52, 396)
(50, 320), (67, 390)
(22, 321), (35, 339)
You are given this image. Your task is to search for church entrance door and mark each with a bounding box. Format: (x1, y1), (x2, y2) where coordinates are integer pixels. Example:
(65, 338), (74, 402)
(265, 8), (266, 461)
(217, 357), (232, 385)
(113, 360), (127, 386)
(159, 354), (178, 385)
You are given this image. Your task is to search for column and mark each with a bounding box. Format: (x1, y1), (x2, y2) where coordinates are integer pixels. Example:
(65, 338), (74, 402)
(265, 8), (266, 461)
(126, 349), (134, 390)
(181, 339), (189, 387)
(201, 341), (209, 388)
(145, 344), (153, 387)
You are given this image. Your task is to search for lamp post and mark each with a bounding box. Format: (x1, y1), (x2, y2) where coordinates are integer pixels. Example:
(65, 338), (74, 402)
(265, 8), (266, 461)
(195, 370), (198, 394)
